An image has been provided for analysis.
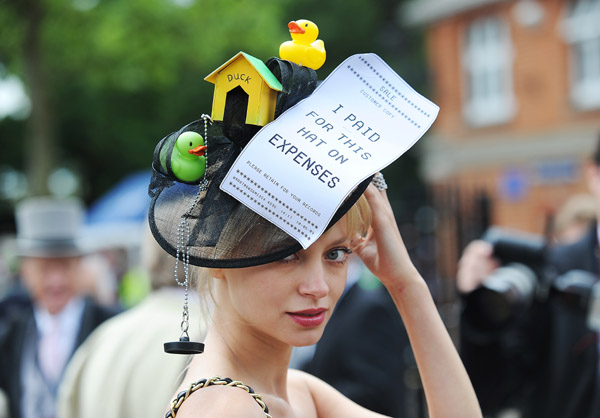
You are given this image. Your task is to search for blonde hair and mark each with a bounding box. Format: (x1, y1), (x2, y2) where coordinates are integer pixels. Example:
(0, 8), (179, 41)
(344, 194), (372, 239)
(195, 195), (372, 320)
(194, 267), (214, 331)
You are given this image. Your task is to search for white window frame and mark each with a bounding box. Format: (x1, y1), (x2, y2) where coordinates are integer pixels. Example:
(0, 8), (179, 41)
(561, 0), (600, 110)
(461, 15), (516, 127)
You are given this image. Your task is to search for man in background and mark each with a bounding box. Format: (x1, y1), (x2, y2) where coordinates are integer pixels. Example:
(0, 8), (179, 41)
(0, 197), (118, 418)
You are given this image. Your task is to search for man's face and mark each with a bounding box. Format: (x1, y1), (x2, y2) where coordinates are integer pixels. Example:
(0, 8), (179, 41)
(20, 256), (81, 315)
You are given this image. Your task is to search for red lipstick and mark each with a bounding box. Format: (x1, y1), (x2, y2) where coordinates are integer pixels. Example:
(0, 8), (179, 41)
(287, 308), (327, 327)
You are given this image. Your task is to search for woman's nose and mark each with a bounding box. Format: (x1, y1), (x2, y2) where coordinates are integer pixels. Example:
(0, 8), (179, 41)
(298, 262), (329, 298)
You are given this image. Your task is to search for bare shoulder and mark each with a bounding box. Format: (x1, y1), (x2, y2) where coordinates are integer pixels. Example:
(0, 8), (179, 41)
(287, 368), (313, 390)
(287, 369), (318, 404)
(287, 368), (336, 395)
(173, 384), (267, 418)
(287, 368), (333, 397)
(288, 369), (387, 418)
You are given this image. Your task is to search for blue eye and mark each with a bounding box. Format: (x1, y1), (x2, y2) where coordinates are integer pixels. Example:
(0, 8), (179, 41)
(325, 248), (352, 263)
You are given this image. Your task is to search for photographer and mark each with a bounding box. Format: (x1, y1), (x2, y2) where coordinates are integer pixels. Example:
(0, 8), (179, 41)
(457, 136), (600, 418)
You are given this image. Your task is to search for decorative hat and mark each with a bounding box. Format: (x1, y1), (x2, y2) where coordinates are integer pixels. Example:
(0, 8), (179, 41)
(148, 56), (371, 269)
(15, 197), (85, 258)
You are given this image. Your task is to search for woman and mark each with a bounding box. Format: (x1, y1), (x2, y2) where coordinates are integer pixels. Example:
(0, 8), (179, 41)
(148, 54), (481, 417)
(162, 184), (481, 418)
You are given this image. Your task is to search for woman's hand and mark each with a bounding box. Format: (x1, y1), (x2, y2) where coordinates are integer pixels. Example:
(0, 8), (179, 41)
(351, 183), (420, 289)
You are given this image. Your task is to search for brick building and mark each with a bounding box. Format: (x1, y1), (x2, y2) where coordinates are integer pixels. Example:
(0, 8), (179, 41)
(403, 0), (600, 277)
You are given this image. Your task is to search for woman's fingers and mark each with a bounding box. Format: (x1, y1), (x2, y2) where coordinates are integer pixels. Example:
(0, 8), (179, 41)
(354, 183), (416, 284)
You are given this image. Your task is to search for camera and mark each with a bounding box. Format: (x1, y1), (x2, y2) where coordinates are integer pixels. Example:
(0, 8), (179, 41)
(465, 227), (600, 331)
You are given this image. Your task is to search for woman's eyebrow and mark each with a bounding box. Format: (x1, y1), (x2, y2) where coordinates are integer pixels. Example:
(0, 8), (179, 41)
(328, 236), (351, 247)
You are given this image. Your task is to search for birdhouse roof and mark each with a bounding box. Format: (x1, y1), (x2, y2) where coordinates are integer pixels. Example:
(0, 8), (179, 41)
(204, 52), (282, 91)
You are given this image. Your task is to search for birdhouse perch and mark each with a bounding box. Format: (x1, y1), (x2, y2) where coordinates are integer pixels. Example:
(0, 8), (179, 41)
(205, 52), (283, 126)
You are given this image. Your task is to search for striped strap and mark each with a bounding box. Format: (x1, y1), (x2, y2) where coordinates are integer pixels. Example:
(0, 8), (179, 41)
(166, 376), (272, 418)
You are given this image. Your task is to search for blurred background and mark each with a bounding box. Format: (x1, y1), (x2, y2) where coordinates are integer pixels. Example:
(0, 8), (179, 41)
(0, 2), (599, 417)
(0, 0), (599, 322)
(0, 0), (425, 301)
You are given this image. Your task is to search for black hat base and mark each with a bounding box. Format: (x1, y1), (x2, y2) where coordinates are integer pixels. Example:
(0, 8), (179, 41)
(164, 337), (205, 354)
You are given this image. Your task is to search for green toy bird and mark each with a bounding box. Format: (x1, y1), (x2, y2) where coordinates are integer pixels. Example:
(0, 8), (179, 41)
(171, 131), (207, 183)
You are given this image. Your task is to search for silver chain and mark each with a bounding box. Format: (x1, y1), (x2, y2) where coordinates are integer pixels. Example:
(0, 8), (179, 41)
(174, 114), (212, 338)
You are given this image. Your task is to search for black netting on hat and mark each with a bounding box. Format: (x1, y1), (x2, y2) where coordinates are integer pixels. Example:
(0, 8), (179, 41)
(148, 57), (372, 268)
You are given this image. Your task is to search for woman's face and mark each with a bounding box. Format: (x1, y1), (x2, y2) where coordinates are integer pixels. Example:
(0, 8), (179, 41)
(214, 220), (351, 348)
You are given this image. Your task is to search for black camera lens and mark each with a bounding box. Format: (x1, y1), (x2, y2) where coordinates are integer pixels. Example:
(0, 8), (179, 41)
(467, 263), (537, 325)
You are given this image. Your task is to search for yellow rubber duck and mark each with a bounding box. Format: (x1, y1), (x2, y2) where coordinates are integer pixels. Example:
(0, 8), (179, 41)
(279, 19), (326, 70)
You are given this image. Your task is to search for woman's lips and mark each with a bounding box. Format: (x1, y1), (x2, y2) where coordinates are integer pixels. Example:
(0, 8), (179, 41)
(287, 308), (327, 327)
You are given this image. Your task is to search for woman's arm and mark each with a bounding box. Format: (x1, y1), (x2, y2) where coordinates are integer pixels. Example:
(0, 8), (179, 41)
(351, 184), (482, 418)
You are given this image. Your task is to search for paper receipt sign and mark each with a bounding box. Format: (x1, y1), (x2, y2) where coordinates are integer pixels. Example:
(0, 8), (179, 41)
(221, 53), (439, 248)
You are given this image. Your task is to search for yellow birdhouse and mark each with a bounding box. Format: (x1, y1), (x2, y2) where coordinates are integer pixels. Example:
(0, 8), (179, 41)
(205, 52), (283, 126)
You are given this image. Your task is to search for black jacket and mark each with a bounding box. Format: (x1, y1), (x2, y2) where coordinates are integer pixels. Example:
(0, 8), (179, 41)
(0, 294), (118, 418)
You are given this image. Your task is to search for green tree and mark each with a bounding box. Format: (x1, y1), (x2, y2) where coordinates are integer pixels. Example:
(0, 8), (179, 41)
(0, 0), (291, 202)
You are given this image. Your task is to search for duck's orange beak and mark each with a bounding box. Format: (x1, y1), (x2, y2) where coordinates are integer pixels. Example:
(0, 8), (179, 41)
(189, 145), (207, 156)
(288, 21), (305, 34)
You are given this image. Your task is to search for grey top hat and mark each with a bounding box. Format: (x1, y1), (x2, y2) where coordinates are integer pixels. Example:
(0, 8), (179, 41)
(15, 197), (85, 257)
